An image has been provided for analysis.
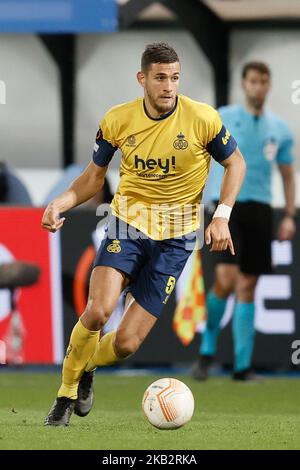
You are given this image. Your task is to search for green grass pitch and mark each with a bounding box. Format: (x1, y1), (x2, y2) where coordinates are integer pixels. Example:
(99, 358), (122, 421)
(0, 372), (300, 450)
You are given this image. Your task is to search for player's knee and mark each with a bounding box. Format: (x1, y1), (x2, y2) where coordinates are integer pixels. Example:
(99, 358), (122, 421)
(213, 279), (232, 298)
(236, 286), (255, 302)
(236, 275), (257, 302)
(82, 302), (110, 330)
(214, 265), (237, 297)
(114, 331), (141, 358)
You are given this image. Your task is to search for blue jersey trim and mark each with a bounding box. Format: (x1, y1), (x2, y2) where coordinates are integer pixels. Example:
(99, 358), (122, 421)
(143, 96), (178, 121)
(92, 131), (117, 167)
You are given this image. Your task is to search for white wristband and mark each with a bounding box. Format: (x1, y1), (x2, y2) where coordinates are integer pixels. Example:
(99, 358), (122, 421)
(213, 203), (232, 221)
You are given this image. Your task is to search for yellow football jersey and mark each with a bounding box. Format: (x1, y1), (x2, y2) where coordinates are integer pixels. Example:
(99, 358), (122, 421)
(93, 94), (236, 240)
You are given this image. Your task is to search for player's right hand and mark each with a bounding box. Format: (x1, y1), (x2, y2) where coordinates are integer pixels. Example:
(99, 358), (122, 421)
(205, 218), (235, 255)
(41, 203), (66, 233)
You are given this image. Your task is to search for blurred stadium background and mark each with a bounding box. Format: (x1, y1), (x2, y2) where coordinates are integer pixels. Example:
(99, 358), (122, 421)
(0, 0), (300, 450)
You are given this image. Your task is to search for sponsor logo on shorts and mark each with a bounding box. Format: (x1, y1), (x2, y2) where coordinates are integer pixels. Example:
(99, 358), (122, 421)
(107, 239), (122, 253)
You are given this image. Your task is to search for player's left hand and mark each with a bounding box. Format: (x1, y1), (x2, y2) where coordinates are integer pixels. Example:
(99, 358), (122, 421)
(277, 216), (296, 241)
(205, 218), (235, 255)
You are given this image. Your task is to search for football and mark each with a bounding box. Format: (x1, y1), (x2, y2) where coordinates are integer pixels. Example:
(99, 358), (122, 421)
(142, 378), (194, 429)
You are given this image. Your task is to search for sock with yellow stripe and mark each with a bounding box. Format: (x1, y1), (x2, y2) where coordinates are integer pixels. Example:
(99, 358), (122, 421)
(85, 331), (120, 372)
(58, 320), (99, 399)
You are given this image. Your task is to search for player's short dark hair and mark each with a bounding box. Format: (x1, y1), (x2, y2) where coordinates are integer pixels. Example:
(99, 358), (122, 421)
(141, 42), (179, 72)
(242, 61), (271, 79)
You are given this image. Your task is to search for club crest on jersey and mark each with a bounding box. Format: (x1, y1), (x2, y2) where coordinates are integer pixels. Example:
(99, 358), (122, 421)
(107, 239), (121, 253)
(263, 137), (278, 161)
(126, 135), (136, 147)
(173, 133), (188, 150)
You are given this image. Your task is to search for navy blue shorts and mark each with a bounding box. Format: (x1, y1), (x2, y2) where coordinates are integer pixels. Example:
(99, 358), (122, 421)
(94, 217), (196, 317)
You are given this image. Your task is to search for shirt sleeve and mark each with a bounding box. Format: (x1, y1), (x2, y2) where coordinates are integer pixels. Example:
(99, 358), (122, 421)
(92, 116), (118, 167)
(276, 126), (294, 165)
(205, 110), (237, 162)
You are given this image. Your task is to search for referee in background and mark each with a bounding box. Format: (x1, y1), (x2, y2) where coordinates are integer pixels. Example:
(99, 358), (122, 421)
(194, 62), (296, 381)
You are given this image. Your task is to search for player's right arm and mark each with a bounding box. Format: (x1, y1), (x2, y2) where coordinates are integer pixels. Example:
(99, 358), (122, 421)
(42, 115), (118, 233)
(41, 162), (108, 232)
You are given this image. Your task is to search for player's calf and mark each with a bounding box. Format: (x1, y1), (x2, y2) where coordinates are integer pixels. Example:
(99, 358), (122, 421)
(114, 331), (142, 358)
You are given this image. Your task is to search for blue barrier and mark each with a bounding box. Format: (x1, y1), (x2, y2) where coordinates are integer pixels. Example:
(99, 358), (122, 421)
(0, 0), (118, 32)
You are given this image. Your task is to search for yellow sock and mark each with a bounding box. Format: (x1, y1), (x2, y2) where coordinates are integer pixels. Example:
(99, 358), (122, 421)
(58, 320), (99, 399)
(85, 331), (120, 372)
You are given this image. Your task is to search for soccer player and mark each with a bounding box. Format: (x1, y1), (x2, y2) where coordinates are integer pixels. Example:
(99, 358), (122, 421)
(42, 43), (246, 425)
(193, 61), (296, 381)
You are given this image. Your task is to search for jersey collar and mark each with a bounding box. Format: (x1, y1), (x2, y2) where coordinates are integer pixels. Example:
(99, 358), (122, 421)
(143, 96), (178, 121)
(242, 105), (265, 121)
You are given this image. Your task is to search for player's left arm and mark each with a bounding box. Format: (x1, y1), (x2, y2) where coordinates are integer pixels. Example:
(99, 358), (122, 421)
(276, 127), (296, 241)
(205, 148), (246, 254)
(204, 111), (246, 254)
(278, 164), (296, 240)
